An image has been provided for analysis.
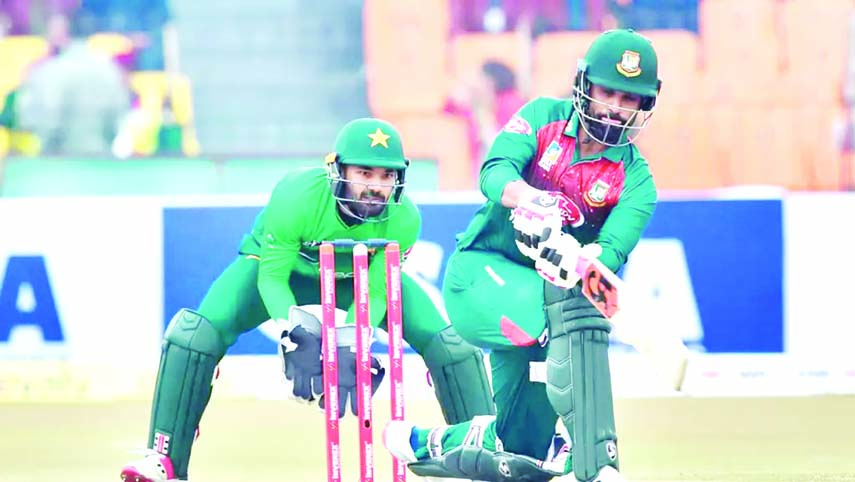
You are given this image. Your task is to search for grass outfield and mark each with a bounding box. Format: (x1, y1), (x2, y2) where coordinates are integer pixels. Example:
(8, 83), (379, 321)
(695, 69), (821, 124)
(1, 396), (854, 482)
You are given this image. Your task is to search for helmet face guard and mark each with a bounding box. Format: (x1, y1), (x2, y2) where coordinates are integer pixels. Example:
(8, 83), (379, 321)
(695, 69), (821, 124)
(324, 117), (410, 223)
(326, 153), (408, 223)
(572, 66), (658, 147)
(572, 29), (662, 147)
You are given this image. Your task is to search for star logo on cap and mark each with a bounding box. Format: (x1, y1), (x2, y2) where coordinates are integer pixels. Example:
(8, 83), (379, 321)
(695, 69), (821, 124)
(367, 128), (391, 148)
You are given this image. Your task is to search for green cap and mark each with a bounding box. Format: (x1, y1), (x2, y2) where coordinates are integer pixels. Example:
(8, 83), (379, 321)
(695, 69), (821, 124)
(583, 29), (660, 98)
(330, 118), (408, 170)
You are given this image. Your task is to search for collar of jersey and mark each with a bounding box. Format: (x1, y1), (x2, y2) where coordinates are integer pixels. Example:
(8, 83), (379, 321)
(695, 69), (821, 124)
(563, 110), (628, 163)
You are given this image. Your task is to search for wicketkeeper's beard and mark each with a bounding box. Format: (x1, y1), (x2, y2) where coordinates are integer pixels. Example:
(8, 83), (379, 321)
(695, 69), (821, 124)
(343, 186), (389, 219)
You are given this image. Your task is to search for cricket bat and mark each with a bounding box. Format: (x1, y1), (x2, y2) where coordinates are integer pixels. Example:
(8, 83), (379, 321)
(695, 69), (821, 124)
(575, 255), (691, 391)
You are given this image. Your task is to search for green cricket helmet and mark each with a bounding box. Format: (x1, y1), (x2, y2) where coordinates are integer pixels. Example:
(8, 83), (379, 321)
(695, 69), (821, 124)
(325, 117), (409, 222)
(572, 28), (661, 147)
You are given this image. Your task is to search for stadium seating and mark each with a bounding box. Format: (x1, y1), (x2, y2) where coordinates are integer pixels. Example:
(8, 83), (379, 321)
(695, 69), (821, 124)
(532, 31), (600, 98)
(128, 71), (200, 156)
(385, 114), (474, 190)
(5, 2), (850, 192)
(451, 31), (529, 81)
(0, 127), (10, 157)
(634, 107), (722, 190)
(781, 0), (854, 106)
(700, 0), (784, 106)
(639, 30), (701, 106)
(0, 36), (49, 94)
(363, 0), (450, 117)
(796, 104), (847, 190)
(86, 33), (135, 59)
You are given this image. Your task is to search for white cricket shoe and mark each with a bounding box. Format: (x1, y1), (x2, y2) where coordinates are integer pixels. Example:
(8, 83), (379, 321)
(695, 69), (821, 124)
(593, 465), (627, 482)
(120, 449), (178, 482)
(383, 420), (419, 463)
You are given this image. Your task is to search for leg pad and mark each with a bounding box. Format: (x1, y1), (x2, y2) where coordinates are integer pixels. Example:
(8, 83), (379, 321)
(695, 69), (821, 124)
(148, 309), (226, 478)
(423, 325), (496, 424)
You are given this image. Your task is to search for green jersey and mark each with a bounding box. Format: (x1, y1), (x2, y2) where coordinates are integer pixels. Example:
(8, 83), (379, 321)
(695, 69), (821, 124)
(456, 96), (657, 272)
(239, 167), (420, 325)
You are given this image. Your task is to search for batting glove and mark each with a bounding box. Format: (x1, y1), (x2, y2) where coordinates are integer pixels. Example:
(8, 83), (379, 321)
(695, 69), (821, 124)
(535, 233), (603, 289)
(511, 191), (575, 261)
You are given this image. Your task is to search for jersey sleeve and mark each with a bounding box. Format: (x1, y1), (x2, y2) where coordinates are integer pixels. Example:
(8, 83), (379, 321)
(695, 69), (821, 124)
(479, 99), (540, 202)
(257, 180), (307, 320)
(345, 199), (421, 327)
(596, 152), (657, 272)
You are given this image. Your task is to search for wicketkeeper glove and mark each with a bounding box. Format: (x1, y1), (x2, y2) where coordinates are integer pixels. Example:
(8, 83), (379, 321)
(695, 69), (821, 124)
(279, 306), (325, 402)
(278, 306), (386, 418)
(318, 324), (386, 419)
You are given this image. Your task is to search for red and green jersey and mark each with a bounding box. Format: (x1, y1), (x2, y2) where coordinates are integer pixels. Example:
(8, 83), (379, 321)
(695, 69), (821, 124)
(456, 96), (657, 272)
(239, 167), (420, 325)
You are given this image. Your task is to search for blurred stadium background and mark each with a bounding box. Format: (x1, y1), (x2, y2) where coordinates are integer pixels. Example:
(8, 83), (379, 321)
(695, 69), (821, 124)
(1, 1), (855, 481)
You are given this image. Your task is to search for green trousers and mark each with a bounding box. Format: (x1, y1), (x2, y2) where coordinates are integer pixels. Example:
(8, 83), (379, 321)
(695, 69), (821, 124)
(152, 254), (451, 477)
(441, 249), (556, 459)
(198, 254), (447, 353)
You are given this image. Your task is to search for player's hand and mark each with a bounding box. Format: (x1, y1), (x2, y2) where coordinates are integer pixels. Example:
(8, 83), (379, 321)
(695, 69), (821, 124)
(510, 191), (574, 260)
(535, 233), (602, 289)
(319, 345), (386, 419)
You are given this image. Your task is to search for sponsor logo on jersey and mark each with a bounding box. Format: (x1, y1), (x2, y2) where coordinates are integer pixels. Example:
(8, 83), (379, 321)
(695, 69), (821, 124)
(503, 114), (532, 135)
(584, 179), (611, 207)
(538, 141), (562, 172)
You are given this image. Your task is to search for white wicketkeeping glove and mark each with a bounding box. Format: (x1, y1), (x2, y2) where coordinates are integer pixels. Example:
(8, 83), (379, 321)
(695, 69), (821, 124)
(510, 191), (575, 260)
(534, 233), (603, 289)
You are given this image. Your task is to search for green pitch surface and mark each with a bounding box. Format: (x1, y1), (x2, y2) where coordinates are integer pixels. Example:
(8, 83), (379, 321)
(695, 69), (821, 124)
(2, 396), (854, 482)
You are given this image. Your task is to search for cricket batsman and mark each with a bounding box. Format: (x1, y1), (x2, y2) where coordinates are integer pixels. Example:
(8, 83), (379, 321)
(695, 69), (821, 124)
(120, 118), (495, 481)
(383, 29), (661, 482)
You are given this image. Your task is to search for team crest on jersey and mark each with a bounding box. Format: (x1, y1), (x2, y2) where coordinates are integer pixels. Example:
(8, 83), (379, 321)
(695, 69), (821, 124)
(616, 50), (642, 78)
(538, 141), (562, 171)
(503, 114), (532, 135)
(584, 179), (611, 207)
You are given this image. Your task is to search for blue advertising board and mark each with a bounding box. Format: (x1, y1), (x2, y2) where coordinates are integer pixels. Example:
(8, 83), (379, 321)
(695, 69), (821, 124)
(163, 199), (783, 354)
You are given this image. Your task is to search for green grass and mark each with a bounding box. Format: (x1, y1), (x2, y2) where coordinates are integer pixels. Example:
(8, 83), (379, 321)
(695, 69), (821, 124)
(1, 396), (854, 482)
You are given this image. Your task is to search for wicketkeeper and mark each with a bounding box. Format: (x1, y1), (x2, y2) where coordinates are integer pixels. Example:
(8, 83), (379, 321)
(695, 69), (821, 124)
(120, 118), (495, 482)
(384, 28), (661, 482)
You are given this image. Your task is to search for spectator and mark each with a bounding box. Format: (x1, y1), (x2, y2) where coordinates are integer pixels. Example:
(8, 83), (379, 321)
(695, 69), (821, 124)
(445, 60), (527, 174)
(16, 10), (131, 156)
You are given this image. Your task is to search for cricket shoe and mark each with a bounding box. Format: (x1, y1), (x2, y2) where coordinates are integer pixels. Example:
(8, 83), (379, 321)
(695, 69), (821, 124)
(383, 420), (489, 482)
(383, 420), (419, 464)
(593, 466), (626, 482)
(120, 449), (178, 482)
